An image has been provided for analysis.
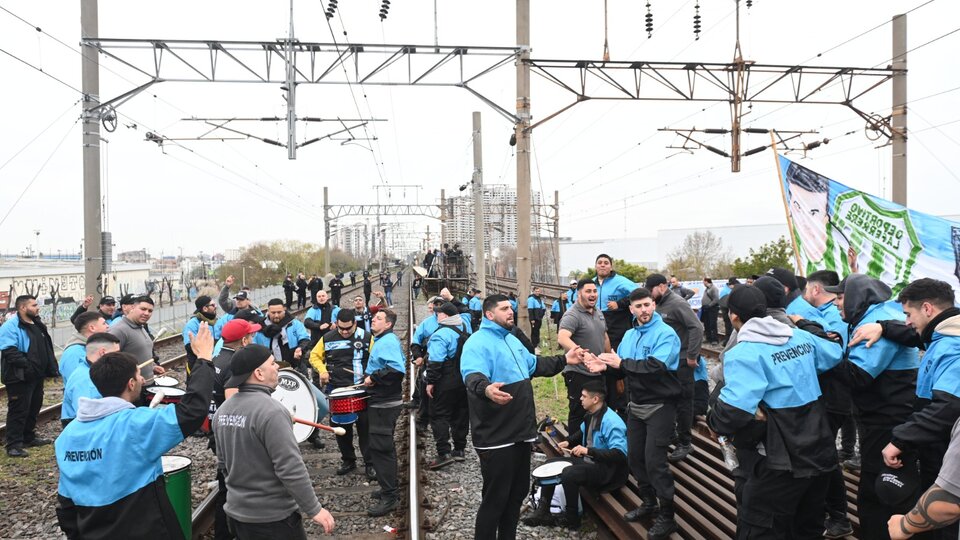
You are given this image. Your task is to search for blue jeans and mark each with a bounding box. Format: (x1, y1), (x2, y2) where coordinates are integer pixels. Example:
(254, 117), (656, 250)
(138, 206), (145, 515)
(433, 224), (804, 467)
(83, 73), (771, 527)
(385, 289), (393, 305)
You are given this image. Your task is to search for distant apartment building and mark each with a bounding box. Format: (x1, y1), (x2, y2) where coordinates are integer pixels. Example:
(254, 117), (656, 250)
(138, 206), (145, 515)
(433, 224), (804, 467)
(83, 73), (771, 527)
(445, 185), (543, 256)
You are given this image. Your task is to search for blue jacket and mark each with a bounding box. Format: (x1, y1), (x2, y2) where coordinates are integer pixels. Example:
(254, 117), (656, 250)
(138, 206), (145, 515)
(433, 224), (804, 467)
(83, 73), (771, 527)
(426, 323), (469, 390)
(527, 296), (545, 321)
(891, 311), (960, 452)
(365, 331), (406, 405)
(843, 302), (919, 428)
(468, 297), (483, 312)
(551, 300), (562, 313)
(410, 314), (439, 359)
(0, 315), (58, 384)
(565, 288), (577, 310)
(60, 343), (88, 383)
(786, 295), (822, 322)
(577, 406), (628, 458)
(709, 316), (843, 476)
(594, 272), (639, 346)
(615, 312), (682, 404)
(461, 319), (566, 448)
(694, 356), (708, 382)
(183, 315), (220, 343)
(61, 362), (101, 422)
(55, 362), (214, 540)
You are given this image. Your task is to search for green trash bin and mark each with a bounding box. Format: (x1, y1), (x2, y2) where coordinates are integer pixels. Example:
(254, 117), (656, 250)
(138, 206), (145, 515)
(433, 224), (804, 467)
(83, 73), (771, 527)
(162, 455), (192, 539)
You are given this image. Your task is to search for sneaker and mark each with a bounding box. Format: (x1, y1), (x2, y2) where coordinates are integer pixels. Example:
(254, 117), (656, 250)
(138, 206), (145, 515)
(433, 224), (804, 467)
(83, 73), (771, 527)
(823, 517), (854, 538)
(6, 447), (28, 458)
(24, 438), (51, 447)
(668, 443), (692, 463)
(365, 465), (377, 480)
(842, 454), (861, 471)
(336, 461), (357, 475)
(429, 453), (455, 470)
(648, 513), (679, 539)
(451, 449), (466, 461)
(367, 497), (399, 517)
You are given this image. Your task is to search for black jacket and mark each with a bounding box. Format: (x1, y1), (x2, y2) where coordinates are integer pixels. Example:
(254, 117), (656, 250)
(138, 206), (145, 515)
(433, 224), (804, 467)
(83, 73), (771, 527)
(655, 288), (704, 383)
(320, 327), (371, 388)
(1, 316), (59, 384)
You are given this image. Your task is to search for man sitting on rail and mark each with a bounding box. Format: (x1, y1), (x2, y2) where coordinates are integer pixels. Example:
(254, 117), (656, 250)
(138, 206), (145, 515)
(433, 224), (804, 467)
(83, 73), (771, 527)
(708, 285), (843, 538)
(60, 332), (120, 426)
(55, 323), (215, 540)
(522, 379), (627, 531)
(591, 287), (681, 537)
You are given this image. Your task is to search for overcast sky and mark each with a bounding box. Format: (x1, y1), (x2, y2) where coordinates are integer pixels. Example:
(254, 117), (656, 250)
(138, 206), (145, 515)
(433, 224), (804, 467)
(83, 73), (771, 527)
(1, 0), (958, 259)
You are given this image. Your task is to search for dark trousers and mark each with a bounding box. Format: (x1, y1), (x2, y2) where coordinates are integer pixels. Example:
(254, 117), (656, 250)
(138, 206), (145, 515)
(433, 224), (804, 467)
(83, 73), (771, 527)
(364, 291), (372, 305)
(331, 290), (341, 306)
(431, 386), (469, 455)
(476, 443), (531, 540)
(530, 318), (542, 348)
(825, 412), (850, 522)
(858, 424), (919, 540)
(369, 405), (402, 499)
(333, 409), (371, 465)
(414, 366), (431, 427)
(214, 470), (234, 540)
(628, 403), (677, 500)
(563, 371), (599, 435)
(296, 291), (306, 308)
(537, 459), (611, 525)
(229, 512), (306, 540)
(693, 380), (709, 417)
(738, 460), (831, 540)
(284, 291), (293, 309)
(5, 379), (44, 448)
(840, 413), (858, 457)
(674, 381), (694, 446)
(702, 305), (719, 341)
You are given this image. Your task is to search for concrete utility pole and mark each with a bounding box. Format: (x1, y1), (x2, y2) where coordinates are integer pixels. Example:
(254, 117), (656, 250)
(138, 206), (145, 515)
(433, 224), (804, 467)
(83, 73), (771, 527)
(553, 190), (560, 285)
(285, 0), (297, 159)
(440, 189), (447, 249)
(323, 187), (331, 275)
(472, 112), (486, 293)
(891, 13), (908, 206)
(81, 0), (103, 302)
(515, 0), (532, 333)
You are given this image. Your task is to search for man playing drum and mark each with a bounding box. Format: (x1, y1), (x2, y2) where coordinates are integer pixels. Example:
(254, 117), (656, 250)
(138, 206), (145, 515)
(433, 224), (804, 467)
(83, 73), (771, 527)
(523, 380), (627, 531)
(214, 344), (335, 538)
(309, 309), (374, 478)
(55, 323), (216, 539)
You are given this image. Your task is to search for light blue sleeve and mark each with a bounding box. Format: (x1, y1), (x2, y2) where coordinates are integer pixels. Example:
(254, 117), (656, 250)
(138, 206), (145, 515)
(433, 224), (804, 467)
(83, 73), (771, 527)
(809, 333), (843, 374)
(718, 349), (768, 414)
(460, 339), (490, 381)
(847, 338), (897, 379)
(182, 318), (198, 345)
(0, 319), (22, 350)
(603, 414), (628, 457)
(650, 329), (681, 371)
(129, 406), (187, 461)
(426, 332), (449, 363)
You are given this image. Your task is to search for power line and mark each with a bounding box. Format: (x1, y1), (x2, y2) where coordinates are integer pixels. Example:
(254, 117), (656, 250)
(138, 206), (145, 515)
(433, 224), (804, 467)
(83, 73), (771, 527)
(0, 99), (79, 173)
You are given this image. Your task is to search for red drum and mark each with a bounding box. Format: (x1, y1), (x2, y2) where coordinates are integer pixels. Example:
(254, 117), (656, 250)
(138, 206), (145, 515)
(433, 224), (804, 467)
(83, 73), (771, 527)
(329, 388), (367, 425)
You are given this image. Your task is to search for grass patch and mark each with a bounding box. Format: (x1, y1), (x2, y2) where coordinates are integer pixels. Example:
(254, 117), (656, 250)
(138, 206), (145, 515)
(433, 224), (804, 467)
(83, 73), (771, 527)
(532, 322), (568, 424)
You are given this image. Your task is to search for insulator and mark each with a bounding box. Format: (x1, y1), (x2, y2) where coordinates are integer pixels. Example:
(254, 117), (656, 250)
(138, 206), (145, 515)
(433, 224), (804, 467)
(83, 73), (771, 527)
(645, 2), (654, 38)
(694, 2), (701, 40)
(746, 0), (753, 7)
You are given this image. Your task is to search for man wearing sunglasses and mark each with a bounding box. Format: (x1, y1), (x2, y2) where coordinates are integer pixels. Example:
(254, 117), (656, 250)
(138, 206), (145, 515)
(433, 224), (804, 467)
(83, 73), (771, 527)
(184, 295), (218, 373)
(309, 309), (374, 478)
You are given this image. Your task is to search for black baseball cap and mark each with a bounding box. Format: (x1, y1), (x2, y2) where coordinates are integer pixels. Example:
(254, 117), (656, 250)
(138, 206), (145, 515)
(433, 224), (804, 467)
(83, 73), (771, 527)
(233, 291), (250, 301)
(119, 294), (136, 305)
(438, 302), (459, 317)
(726, 284), (768, 321)
(225, 344), (273, 388)
(875, 461), (920, 506)
(823, 276), (849, 294)
(765, 267), (799, 292)
(99, 296), (116, 305)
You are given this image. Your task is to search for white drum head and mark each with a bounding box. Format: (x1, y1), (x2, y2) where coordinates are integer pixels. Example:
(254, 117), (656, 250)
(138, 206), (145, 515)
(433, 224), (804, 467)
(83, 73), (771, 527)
(272, 369), (318, 443)
(153, 376), (179, 387)
(153, 387), (185, 397)
(330, 387), (366, 398)
(532, 460), (572, 479)
(162, 455), (192, 473)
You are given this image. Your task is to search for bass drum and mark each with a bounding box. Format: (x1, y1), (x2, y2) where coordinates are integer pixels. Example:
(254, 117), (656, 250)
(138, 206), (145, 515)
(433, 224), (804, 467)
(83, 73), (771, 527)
(271, 368), (329, 443)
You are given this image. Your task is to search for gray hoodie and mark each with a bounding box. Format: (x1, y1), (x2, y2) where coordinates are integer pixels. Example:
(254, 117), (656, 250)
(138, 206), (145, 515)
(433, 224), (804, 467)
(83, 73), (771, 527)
(214, 384), (322, 523)
(65, 332), (87, 350)
(76, 396), (135, 422)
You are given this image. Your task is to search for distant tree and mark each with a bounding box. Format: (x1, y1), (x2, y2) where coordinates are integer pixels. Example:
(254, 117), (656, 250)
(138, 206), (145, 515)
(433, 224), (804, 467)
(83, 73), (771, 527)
(731, 237), (795, 277)
(665, 231), (730, 280)
(577, 259), (649, 283)
(216, 241), (365, 289)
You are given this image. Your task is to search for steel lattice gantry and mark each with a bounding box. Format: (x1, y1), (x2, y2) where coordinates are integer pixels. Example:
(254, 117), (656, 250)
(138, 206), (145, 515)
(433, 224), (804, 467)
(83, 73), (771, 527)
(327, 204), (441, 220)
(82, 39), (523, 124)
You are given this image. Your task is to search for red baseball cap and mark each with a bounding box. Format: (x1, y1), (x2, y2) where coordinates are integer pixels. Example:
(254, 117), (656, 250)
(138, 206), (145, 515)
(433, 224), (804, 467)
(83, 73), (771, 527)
(221, 319), (262, 342)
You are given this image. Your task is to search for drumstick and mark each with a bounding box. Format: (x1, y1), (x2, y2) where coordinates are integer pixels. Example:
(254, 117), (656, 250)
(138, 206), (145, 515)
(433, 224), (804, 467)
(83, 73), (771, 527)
(294, 417), (347, 436)
(138, 359), (155, 370)
(148, 390), (165, 409)
(342, 367), (356, 374)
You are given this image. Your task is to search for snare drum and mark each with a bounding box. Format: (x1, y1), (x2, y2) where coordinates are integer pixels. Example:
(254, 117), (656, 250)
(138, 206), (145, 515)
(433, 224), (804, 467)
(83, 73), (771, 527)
(272, 369), (318, 443)
(152, 375), (179, 387)
(329, 387), (368, 425)
(145, 386), (186, 405)
(531, 458), (573, 486)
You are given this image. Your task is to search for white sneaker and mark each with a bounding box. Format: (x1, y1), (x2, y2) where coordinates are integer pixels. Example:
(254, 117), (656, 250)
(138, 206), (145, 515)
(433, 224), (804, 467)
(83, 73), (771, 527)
(534, 347), (541, 355)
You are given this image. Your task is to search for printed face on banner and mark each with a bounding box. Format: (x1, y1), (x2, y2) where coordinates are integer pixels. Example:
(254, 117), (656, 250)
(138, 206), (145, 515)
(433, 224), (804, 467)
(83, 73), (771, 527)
(779, 156), (960, 300)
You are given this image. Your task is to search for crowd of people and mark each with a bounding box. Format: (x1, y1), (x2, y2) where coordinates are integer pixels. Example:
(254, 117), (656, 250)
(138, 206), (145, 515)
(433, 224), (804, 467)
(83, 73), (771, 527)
(5, 253), (960, 540)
